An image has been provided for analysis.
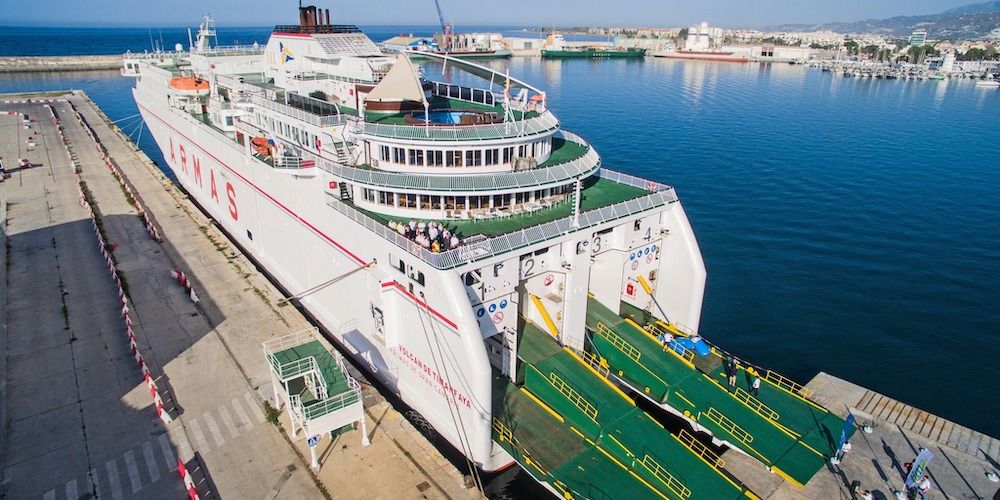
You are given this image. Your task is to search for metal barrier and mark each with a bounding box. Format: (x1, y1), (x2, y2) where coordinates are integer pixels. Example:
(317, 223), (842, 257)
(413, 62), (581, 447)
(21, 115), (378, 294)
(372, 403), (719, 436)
(734, 387), (780, 421)
(354, 110), (560, 141)
(492, 417), (515, 444)
(580, 351), (611, 379)
(676, 429), (727, 469)
(764, 370), (815, 399)
(595, 323), (642, 363)
(547, 372), (598, 422)
(639, 454), (692, 499)
(704, 407), (753, 445)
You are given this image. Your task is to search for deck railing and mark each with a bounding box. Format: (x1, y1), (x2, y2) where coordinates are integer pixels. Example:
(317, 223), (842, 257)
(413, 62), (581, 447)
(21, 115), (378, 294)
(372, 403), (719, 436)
(354, 110), (559, 141)
(764, 370), (815, 399)
(639, 454), (692, 499)
(704, 407), (754, 445)
(302, 377), (363, 420)
(326, 169), (678, 270)
(734, 387), (780, 421)
(547, 372), (598, 422)
(595, 323), (642, 363)
(676, 429), (727, 468)
(318, 140), (599, 191)
(250, 95), (349, 128)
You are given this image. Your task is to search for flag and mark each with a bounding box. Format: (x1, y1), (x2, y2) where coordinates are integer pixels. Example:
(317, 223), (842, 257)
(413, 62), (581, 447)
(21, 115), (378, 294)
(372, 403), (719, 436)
(904, 448), (933, 489)
(837, 413), (856, 452)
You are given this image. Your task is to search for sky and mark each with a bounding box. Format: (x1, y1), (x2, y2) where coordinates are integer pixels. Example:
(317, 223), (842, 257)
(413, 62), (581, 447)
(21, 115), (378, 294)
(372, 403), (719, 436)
(0, 0), (980, 28)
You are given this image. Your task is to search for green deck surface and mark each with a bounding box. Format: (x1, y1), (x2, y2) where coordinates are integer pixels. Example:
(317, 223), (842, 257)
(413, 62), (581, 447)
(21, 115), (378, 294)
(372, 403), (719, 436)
(360, 176), (647, 238)
(537, 138), (588, 168)
(585, 298), (849, 486)
(271, 340), (351, 399)
(498, 322), (750, 499)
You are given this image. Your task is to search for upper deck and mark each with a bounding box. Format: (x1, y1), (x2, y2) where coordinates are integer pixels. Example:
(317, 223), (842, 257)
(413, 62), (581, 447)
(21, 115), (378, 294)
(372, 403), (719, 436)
(327, 169), (679, 270)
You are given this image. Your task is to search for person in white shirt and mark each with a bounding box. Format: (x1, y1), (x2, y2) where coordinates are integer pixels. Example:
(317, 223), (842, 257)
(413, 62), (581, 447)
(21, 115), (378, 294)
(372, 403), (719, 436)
(751, 376), (761, 397)
(835, 441), (851, 461)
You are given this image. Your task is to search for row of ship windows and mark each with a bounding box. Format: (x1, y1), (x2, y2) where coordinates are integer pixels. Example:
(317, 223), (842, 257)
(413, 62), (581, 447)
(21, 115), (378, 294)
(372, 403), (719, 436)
(377, 142), (545, 168)
(360, 184), (574, 209)
(255, 113), (318, 151)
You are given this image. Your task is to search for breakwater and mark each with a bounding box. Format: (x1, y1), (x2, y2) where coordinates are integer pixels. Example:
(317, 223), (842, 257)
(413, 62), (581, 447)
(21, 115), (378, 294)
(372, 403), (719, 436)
(0, 55), (121, 73)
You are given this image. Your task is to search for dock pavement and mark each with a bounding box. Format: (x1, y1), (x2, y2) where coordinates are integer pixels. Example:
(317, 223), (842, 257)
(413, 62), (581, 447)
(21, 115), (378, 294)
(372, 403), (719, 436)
(1, 91), (481, 500)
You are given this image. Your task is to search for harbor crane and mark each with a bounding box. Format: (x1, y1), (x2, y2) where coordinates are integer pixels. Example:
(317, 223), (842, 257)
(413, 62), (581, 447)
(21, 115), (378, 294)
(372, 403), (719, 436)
(432, 0), (452, 52)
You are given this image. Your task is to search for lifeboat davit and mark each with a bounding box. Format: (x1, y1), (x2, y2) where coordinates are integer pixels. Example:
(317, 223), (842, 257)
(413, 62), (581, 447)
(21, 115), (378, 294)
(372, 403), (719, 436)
(168, 76), (210, 96)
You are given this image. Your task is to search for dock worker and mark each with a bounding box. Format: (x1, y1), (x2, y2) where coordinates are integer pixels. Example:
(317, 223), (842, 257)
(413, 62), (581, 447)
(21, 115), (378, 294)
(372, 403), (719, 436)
(751, 376), (761, 397)
(657, 332), (673, 351)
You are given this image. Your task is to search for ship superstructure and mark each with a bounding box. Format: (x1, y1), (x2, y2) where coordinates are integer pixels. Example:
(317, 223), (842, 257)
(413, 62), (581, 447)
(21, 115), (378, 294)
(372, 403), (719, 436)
(125, 6), (849, 498)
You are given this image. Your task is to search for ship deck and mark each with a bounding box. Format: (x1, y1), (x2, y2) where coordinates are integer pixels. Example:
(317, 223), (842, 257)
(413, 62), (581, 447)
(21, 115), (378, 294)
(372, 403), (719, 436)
(585, 298), (849, 486)
(357, 175), (647, 238)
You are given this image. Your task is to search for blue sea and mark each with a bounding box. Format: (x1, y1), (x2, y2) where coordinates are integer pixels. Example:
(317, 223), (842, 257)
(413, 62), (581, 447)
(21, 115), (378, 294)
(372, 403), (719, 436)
(3, 28), (998, 443)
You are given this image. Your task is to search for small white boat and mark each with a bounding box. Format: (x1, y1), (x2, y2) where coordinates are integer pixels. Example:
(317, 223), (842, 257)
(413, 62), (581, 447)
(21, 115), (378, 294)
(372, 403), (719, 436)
(975, 79), (1000, 88)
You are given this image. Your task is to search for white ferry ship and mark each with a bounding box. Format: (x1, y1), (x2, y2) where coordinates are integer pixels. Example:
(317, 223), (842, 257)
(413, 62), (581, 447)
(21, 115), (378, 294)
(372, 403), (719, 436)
(124, 6), (848, 498)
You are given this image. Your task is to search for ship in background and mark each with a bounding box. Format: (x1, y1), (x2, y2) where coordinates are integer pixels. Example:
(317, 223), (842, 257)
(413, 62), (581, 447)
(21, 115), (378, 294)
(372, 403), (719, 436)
(652, 21), (749, 62)
(541, 33), (647, 58)
(124, 5), (849, 498)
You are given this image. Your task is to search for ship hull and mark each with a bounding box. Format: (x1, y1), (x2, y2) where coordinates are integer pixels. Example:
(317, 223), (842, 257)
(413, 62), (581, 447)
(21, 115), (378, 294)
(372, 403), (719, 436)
(541, 49), (647, 59)
(132, 87), (507, 471)
(652, 51), (748, 62)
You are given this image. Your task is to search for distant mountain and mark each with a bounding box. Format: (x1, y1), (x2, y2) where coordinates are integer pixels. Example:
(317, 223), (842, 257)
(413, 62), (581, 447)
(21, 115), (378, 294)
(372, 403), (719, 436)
(768, 2), (1000, 39)
(943, 1), (1000, 15)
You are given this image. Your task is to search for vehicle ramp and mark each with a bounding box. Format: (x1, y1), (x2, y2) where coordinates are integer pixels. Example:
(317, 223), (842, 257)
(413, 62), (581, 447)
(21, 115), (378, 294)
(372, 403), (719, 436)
(491, 322), (757, 499)
(585, 298), (850, 487)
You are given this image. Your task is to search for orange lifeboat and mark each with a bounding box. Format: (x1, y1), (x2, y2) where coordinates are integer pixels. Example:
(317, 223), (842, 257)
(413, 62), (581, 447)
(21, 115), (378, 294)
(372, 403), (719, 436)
(251, 137), (272, 157)
(168, 76), (210, 96)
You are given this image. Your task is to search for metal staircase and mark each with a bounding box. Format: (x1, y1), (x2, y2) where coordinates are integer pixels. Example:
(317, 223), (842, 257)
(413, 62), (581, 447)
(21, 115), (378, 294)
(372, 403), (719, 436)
(263, 327), (369, 467)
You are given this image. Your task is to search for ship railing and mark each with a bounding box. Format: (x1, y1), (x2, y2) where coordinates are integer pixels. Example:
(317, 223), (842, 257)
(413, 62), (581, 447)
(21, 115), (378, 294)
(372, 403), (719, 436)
(250, 94), (350, 128)
(317, 141), (599, 191)
(638, 453), (692, 499)
(733, 387), (780, 421)
(326, 170), (678, 270)
(431, 81), (498, 107)
(196, 45), (265, 57)
(302, 378), (363, 420)
(704, 407), (754, 445)
(262, 328), (319, 361)
(676, 428), (727, 468)
(764, 370), (815, 399)
(354, 110), (559, 141)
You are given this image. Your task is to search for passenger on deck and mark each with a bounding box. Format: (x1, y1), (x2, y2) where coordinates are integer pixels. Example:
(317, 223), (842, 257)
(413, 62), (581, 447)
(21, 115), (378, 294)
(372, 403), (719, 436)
(751, 376), (761, 397)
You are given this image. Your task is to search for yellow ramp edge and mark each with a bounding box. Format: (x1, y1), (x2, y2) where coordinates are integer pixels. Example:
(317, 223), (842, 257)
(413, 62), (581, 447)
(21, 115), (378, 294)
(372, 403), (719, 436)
(530, 294), (560, 338)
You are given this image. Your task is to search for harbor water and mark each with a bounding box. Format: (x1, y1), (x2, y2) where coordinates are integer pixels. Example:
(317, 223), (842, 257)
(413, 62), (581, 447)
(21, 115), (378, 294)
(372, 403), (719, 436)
(2, 31), (998, 443)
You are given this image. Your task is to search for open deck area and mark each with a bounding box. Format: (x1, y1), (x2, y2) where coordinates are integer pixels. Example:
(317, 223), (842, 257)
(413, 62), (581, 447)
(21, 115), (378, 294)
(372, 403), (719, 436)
(360, 175), (648, 238)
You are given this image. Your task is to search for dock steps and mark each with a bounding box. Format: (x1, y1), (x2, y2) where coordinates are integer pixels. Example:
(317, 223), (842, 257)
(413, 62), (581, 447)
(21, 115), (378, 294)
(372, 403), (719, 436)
(851, 386), (1000, 459)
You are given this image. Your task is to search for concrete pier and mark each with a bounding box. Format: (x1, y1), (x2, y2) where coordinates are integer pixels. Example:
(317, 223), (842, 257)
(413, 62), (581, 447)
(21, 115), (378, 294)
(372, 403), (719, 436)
(0, 56), (123, 73)
(1, 92), (480, 499)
